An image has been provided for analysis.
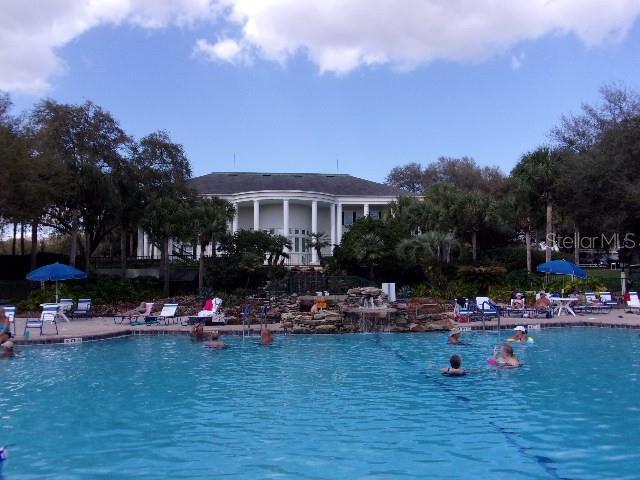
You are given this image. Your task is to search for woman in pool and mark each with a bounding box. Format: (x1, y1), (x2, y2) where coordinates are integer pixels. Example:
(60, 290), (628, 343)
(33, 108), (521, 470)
(507, 326), (533, 343)
(491, 344), (520, 368)
(0, 309), (11, 344)
(448, 327), (462, 344)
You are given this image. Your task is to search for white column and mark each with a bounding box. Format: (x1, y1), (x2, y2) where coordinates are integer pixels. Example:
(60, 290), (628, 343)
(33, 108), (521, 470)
(283, 199), (290, 240)
(167, 238), (174, 259)
(143, 232), (149, 257)
(330, 203), (336, 254)
(232, 203), (239, 233)
(336, 203), (343, 243)
(137, 227), (144, 257)
(253, 200), (260, 231)
(195, 244), (201, 259)
(311, 200), (318, 264)
(363, 203), (370, 217)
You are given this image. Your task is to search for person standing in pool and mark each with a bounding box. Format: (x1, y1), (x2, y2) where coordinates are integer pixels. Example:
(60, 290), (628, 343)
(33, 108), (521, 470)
(492, 344), (520, 367)
(260, 325), (273, 345)
(508, 326), (531, 343)
(441, 354), (466, 376)
(0, 341), (15, 359)
(206, 331), (225, 349)
(0, 309), (11, 344)
(448, 327), (463, 344)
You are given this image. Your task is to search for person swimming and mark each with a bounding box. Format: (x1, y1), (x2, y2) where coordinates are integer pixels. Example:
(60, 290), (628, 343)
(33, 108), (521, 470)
(260, 325), (273, 345)
(491, 344), (520, 368)
(205, 331), (225, 349)
(0, 309), (11, 344)
(441, 354), (466, 376)
(0, 341), (15, 359)
(507, 326), (533, 343)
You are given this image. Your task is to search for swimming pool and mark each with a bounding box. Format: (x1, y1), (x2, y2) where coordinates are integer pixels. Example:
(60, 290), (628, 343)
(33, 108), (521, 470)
(1, 329), (639, 479)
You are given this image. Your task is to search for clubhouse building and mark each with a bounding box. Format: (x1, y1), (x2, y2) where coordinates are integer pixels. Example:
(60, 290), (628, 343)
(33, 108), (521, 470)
(138, 172), (402, 266)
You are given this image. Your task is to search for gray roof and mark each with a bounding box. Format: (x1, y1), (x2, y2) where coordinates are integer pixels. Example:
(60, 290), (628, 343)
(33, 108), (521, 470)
(189, 172), (403, 197)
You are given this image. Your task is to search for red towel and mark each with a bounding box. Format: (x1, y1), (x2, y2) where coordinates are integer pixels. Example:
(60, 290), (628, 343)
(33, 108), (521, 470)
(203, 299), (213, 311)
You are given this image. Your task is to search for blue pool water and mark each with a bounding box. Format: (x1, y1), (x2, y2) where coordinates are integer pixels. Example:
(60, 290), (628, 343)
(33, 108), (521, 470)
(1, 329), (639, 479)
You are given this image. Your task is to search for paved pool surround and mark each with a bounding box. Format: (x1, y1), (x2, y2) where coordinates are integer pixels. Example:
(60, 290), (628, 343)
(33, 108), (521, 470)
(9, 310), (640, 345)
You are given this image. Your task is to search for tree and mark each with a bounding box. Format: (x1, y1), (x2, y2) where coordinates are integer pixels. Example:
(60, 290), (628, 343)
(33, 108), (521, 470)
(143, 195), (194, 295)
(551, 84), (640, 154)
(385, 162), (426, 193)
(191, 197), (236, 290)
(30, 100), (129, 270)
(308, 232), (330, 262)
(458, 191), (496, 262)
(0, 93), (57, 269)
(353, 232), (385, 279)
(511, 147), (562, 263)
(266, 235), (292, 266)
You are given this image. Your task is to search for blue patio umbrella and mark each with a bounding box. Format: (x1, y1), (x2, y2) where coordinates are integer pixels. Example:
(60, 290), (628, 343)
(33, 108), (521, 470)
(536, 259), (588, 279)
(26, 263), (87, 302)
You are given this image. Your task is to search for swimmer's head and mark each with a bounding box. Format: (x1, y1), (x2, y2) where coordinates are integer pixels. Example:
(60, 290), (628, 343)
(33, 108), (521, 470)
(211, 331), (220, 340)
(503, 345), (514, 356)
(450, 354), (461, 369)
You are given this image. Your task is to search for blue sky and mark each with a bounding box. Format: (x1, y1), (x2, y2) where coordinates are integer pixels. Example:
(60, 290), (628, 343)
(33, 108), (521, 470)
(4, 2), (640, 182)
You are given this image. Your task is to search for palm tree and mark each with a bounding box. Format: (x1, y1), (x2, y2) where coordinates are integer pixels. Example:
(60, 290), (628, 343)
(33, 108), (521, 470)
(354, 232), (385, 278)
(192, 197), (236, 290)
(143, 194), (193, 295)
(308, 232), (330, 262)
(267, 234), (292, 265)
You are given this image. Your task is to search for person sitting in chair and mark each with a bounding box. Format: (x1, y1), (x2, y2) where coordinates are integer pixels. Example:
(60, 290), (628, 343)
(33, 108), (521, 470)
(0, 309), (11, 345)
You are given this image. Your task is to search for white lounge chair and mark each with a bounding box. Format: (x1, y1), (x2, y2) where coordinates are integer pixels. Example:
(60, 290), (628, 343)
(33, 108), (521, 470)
(146, 304), (179, 325)
(3, 306), (16, 336)
(626, 292), (640, 313)
(25, 304), (59, 336)
(476, 296), (500, 317)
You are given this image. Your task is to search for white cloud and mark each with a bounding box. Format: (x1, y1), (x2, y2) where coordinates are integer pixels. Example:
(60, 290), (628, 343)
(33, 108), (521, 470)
(217, 0), (640, 74)
(194, 38), (247, 64)
(1, 0), (640, 93)
(0, 0), (220, 93)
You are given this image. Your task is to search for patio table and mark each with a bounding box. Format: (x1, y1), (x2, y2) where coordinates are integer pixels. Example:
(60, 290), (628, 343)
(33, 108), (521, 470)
(551, 297), (576, 317)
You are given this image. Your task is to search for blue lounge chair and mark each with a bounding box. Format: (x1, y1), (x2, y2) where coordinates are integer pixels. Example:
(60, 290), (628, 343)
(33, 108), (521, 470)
(72, 298), (92, 319)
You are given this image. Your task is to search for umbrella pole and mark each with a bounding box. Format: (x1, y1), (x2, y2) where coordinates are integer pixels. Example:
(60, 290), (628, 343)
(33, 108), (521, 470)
(56, 281), (59, 303)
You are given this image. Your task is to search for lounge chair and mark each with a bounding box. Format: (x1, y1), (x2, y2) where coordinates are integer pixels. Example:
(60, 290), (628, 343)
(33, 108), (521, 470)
(625, 292), (640, 313)
(59, 298), (74, 313)
(476, 296), (500, 318)
(582, 292), (611, 314)
(25, 304), (59, 336)
(144, 303), (179, 325)
(3, 306), (16, 336)
(454, 298), (481, 323)
(72, 298), (92, 319)
(599, 292), (617, 307)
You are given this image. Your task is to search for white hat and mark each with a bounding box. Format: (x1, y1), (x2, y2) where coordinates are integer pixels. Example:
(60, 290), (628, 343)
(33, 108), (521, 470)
(513, 326), (526, 332)
(2, 340), (14, 349)
(449, 327), (461, 336)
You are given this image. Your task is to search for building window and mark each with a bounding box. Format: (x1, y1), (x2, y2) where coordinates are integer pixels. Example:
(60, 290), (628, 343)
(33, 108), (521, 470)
(352, 211), (357, 223)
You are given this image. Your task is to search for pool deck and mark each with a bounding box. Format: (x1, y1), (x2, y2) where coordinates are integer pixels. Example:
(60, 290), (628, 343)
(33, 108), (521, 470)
(9, 310), (640, 345)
